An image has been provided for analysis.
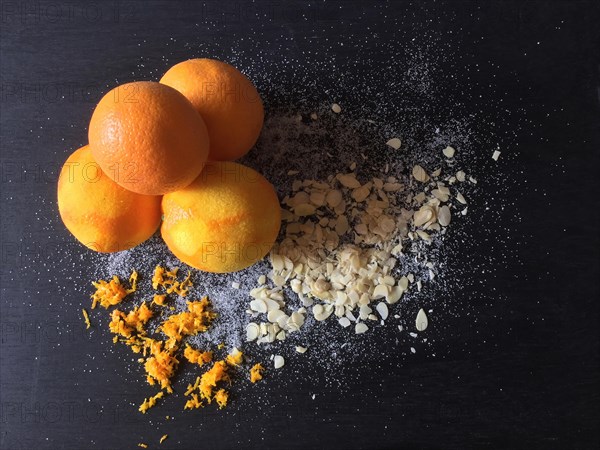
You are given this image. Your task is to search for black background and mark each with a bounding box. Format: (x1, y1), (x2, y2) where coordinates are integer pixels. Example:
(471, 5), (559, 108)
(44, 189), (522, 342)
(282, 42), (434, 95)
(1, 1), (599, 449)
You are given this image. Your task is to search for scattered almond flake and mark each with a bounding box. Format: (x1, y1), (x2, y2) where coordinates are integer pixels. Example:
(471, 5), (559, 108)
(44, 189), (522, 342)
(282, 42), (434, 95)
(287, 170), (300, 176)
(416, 230), (431, 242)
(456, 170), (466, 182)
(349, 161), (357, 171)
(273, 355), (285, 369)
(310, 112), (318, 120)
(311, 394), (316, 400)
(385, 137), (402, 150)
(412, 165), (429, 182)
(416, 308), (428, 331)
(461, 207), (468, 216)
(410, 347), (416, 354)
(398, 325), (404, 332)
(492, 150), (501, 161)
(438, 206), (451, 227)
(469, 176), (478, 184)
(442, 146), (455, 158)
(231, 281), (240, 289)
(295, 346), (307, 354)
(414, 206), (434, 227)
(246, 323), (260, 342)
(456, 192), (467, 204)
(338, 317), (351, 328)
(409, 332), (418, 338)
(295, 203), (317, 216)
(355, 322), (369, 334)
(249, 299), (268, 314)
(376, 302), (389, 320)
(331, 103), (342, 113)
(336, 173), (361, 189)
(431, 189), (449, 202)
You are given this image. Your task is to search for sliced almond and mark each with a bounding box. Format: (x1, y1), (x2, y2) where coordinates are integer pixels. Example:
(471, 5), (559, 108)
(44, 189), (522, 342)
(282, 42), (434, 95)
(438, 205), (451, 226)
(246, 323), (260, 341)
(443, 146), (455, 158)
(416, 308), (428, 331)
(337, 173), (361, 189)
(376, 302), (389, 320)
(355, 322), (369, 334)
(386, 138), (402, 150)
(412, 165), (429, 183)
(273, 355), (285, 369)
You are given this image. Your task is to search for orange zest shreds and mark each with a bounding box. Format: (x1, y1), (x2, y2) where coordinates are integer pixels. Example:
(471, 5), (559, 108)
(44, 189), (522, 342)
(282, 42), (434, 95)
(112, 335), (118, 344)
(152, 294), (167, 306)
(144, 340), (179, 393)
(139, 391), (164, 414)
(167, 271), (192, 297)
(108, 302), (153, 338)
(250, 364), (265, 383)
(152, 265), (178, 290)
(225, 348), (243, 366)
(127, 270), (139, 294)
(91, 275), (128, 309)
(159, 297), (216, 348)
(184, 376), (201, 396)
(214, 389), (228, 409)
(159, 434), (168, 444)
(183, 345), (213, 366)
(183, 360), (231, 410)
(82, 308), (91, 329)
(184, 393), (203, 410)
(152, 265), (192, 297)
(138, 444), (148, 449)
(199, 360), (230, 401)
(217, 343), (225, 349)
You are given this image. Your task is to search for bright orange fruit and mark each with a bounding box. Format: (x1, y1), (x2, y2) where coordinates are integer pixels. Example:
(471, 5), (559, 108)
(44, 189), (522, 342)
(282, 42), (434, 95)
(57, 145), (161, 253)
(88, 81), (209, 195)
(161, 161), (280, 273)
(160, 59), (264, 161)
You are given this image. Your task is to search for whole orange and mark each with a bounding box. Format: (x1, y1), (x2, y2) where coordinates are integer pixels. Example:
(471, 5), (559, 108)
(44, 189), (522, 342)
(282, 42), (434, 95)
(161, 161), (280, 273)
(88, 81), (209, 195)
(160, 59), (264, 161)
(57, 145), (162, 253)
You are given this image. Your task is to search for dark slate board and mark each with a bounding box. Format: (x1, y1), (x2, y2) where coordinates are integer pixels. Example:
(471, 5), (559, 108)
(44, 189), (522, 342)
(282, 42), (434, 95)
(1, 1), (599, 449)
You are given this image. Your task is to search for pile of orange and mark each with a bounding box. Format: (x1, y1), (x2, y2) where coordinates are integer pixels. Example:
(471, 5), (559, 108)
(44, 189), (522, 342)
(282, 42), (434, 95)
(57, 59), (280, 273)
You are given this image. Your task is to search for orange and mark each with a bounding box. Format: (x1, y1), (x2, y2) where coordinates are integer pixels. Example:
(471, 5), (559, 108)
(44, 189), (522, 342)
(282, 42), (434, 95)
(88, 81), (209, 195)
(160, 58), (264, 161)
(161, 161), (280, 273)
(57, 145), (162, 253)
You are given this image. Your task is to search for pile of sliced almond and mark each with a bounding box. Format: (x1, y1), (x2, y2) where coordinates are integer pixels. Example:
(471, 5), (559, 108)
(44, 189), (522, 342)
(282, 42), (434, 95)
(245, 142), (476, 344)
